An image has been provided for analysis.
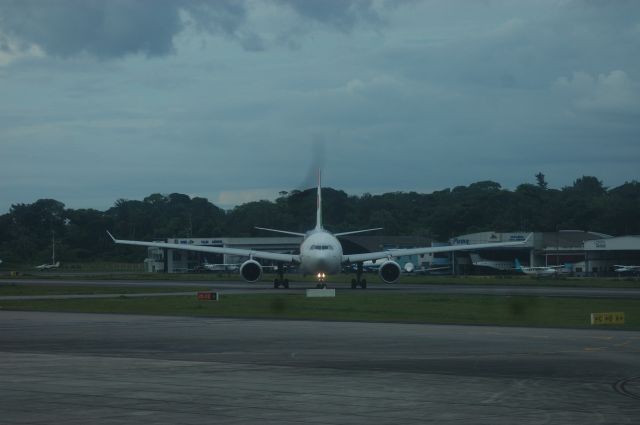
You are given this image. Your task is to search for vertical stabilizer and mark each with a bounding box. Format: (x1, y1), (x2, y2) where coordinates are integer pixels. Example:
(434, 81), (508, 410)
(51, 231), (55, 264)
(315, 169), (323, 230)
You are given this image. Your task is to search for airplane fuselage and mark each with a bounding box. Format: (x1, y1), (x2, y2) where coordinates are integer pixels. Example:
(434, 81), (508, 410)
(299, 230), (343, 276)
(520, 267), (557, 276)
(615, 265), (640, 273)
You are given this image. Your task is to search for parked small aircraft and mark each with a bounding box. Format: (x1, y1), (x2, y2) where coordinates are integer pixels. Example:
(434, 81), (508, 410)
(35, 233), (60, 270)
(470, 253), (514, 271)
(35, 261), (60, 271)
(514, 258), (565, 277)
(614, 265), (640, 273)
(199, 259), (240, 272)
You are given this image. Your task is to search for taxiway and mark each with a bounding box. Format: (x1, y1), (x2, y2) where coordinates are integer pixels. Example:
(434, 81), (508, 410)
(0, 310), (638, 424)
(3, 277), (640, 298)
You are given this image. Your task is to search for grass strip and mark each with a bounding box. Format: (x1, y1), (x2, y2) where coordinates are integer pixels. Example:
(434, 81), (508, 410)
(0, 284), (206, 296)
(2, 272), (640, 288)
(0, 293), (638, 329)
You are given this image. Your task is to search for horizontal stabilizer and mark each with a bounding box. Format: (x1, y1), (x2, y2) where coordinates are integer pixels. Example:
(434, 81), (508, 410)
(254, 227), (305, 237)
(334, 228), (383, 237)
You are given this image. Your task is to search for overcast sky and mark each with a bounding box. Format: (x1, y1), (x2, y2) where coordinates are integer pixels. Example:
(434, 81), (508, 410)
(1, 0), (639, 212)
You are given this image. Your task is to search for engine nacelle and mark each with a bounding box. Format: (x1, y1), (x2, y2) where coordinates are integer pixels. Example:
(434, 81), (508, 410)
(378, 260), (401, 284)
(240, 259), (262, 282)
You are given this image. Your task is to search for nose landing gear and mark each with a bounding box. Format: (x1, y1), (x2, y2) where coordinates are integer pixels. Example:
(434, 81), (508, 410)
(315, 272), (327, 289)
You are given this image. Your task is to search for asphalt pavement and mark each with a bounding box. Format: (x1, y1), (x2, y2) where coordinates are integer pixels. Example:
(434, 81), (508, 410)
(1, 310), (639, 424)
(2, 277), (640, 299)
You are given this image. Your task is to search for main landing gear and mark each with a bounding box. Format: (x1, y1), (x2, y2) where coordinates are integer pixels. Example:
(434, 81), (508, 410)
(351, 262), (367, 289)
(273, 263), (289, 289)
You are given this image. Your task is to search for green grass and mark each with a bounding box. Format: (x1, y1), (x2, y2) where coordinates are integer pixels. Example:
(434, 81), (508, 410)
(1, 293), (638, 329)
(2, 270), (639, 288)
(0, 284), (207, 296)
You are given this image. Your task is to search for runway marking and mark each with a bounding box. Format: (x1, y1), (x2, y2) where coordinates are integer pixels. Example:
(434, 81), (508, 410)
(584, 346), (608, 352)
(590, 336), (614, 340)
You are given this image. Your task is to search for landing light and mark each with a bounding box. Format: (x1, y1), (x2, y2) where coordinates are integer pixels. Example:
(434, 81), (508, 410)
(316, 272), (326, 281)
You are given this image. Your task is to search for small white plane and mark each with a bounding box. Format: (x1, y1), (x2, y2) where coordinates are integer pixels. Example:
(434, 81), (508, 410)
(108, 172), (531, 289)
(614, 265), (640, 273)
(470, 253), (514, 271)
(35, 233), (60, 270)
(35, 261), (60, 270)
(403, 262), (451, 274)
(514, 258), (564, 277)
(199, 259), (240, 272)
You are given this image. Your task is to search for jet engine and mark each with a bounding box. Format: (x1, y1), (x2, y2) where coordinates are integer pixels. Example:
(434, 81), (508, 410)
(378, 260), (401, 284)
(240, 259), (262, 282)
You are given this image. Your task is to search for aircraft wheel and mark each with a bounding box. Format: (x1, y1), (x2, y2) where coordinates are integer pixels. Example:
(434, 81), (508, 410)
(361, 279), (367, 289)
(351, 281), (357, 289)
(274, 279), (280, 289)
(283, 279), (289, 289)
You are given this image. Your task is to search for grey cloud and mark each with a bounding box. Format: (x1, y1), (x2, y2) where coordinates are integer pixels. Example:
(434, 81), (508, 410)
(0, 0), (386, 59)
(554, 70), (640, 115)
(184, 1), (265, 52)
(0, 0), (254, 58)
(237, 32), (266, 52)
(275, 0), (382, 31)
(185, 0), (247, 35)
(0, 0), (184, 58)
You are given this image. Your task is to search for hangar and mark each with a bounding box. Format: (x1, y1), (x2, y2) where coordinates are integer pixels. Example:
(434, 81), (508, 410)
(144, 231), (640, 276)
(583, 236), (640, 274)
(145, 237), (301, 273)
(450, 231), (640, 276)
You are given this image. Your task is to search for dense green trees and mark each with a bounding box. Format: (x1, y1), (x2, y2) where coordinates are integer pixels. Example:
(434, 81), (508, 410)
(1, 176), (639, 264)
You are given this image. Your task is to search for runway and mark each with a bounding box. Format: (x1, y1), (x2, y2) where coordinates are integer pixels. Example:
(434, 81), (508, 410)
(1, 311), (639, 424)
(3, 277), (640, 299)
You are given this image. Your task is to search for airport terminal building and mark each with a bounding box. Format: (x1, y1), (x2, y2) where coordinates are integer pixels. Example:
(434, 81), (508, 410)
(145, 231), (640, 276)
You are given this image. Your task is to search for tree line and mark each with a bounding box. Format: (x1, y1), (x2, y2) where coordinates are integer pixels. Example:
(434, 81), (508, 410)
(1, 175), (638, 264)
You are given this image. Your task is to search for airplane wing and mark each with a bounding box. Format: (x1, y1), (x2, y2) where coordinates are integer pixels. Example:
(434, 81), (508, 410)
(107, 231), (299, 264)
(343, 236), (531, 264)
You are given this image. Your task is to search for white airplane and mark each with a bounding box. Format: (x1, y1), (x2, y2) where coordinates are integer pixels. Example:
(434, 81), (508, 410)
(199, 259), (240, 272)
(470, 253), (514, 271)
(35, 233), (60, 270)
(614, 265), (640, 273)
(35, 261), (60, 271)
(514, 258), (564, 277)
(402, 262), (451, 274)
(108, 172), (531, 289)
